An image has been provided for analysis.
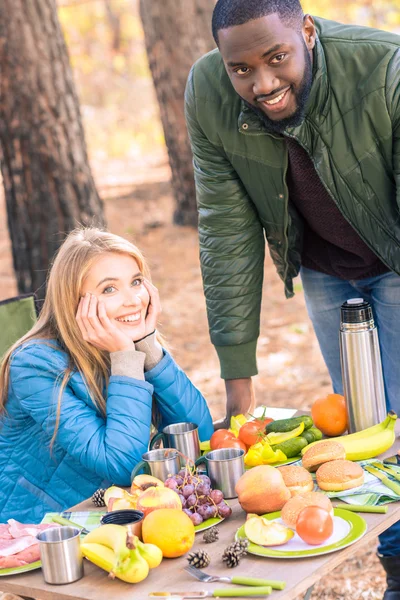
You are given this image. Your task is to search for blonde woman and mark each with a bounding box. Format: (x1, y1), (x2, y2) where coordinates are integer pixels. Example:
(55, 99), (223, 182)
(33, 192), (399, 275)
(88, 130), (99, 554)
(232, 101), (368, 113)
(0, 228), (213, 523)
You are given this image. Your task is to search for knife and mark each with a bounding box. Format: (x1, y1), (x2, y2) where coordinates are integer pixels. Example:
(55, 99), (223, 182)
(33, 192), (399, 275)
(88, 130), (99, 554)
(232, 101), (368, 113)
(370, 462), (400, 482)
(149, 587), (272, 597)
(364, 465), (400, 495)
(51, 515), (90, 535)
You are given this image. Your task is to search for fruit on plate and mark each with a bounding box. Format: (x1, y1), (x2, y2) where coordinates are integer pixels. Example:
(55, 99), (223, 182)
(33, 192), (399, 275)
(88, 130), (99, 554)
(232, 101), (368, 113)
(103, 486), (140, 511)
(235, 465), (291, 514)
(164, 466), (232, 525)
(295, 506), (334, 545)
(142, 508), (195, 557)
(137, 486), (182, 517)
(281, 492), (333, 529)
(81, 524), (162, 583)
(244, 514), (294, 546)
(301, 411), (397, 461)
(131, 474), (164, 492)
(311, 393), (348, 436)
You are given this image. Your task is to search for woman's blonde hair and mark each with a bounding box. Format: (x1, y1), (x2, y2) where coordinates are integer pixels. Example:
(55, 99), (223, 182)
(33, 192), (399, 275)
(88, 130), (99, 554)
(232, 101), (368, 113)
(0, 227), (157, 446)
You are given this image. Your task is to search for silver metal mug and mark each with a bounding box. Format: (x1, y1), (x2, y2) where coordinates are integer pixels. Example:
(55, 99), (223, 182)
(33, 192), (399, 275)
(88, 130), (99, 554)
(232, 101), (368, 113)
(130, 448), (181, 482)
(150, 422), (201, 466)
(37, 526), (83, 585)
(195, 447), (245, 499)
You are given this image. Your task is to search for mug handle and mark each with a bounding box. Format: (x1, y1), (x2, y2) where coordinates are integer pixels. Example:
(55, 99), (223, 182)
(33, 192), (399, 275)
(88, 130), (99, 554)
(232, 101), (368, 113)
(130, 460), (150, 482)
(195, 456), (207, 469)
(150, 432), (165, 450)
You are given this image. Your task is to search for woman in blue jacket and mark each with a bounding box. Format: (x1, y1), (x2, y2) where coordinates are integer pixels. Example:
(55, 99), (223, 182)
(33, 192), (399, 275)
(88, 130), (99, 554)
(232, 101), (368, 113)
(0, 228), (213, 523)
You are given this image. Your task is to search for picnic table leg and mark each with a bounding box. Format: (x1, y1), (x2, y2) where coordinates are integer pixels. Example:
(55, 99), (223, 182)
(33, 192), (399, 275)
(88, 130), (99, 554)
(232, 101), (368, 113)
(303, 584), (314, 600)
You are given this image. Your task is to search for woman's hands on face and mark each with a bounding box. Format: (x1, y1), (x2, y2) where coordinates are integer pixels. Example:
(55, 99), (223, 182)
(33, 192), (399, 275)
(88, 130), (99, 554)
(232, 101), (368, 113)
(142, 279), (161, 338)
(76, 293), (134, 353)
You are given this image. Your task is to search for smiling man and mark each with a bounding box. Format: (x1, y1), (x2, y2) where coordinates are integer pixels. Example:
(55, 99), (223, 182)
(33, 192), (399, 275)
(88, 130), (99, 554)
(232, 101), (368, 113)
(185, 1), (400, 594)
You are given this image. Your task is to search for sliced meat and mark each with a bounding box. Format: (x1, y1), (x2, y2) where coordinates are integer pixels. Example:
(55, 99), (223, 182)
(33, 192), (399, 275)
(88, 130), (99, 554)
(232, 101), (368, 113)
(7, 519), (59, 538)
(0, 536), (38, 557)
(0, 544), (41, 569)
(0, 524), (12, 539)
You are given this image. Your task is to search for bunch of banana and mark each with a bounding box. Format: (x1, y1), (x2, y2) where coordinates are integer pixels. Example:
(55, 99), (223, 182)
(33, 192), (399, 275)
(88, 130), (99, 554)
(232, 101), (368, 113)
(81, 524), (162, 583)
(300, 411), (397, 461)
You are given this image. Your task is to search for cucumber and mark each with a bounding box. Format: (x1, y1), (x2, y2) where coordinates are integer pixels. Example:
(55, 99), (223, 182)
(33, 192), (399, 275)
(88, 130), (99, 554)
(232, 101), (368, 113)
(271, 436), (309, 458)
(303, 427), (323, 443)
(265, 416), (313, 434)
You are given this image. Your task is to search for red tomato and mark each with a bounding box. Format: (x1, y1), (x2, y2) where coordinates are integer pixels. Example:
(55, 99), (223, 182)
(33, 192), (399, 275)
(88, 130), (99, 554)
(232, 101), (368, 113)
(256, 417), (273, 429)
(218, 437), (247, 452)
(210, 429), (235, 450)
(296, 506), (334, 545)
(238, 422), (263, 446)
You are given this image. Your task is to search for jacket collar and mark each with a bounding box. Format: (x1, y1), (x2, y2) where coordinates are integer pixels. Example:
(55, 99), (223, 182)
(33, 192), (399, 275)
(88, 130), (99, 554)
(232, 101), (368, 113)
(238, 34), (331, 136)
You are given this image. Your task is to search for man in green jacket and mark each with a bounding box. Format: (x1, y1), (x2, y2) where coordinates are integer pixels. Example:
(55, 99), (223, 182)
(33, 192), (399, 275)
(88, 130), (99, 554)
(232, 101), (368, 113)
(185, 0), (400, 594)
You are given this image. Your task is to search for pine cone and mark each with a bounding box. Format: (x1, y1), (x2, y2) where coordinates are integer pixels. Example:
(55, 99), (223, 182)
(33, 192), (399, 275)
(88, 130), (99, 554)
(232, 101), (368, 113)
(232, 538), (249, 555)
(203, 526), (219, 543)
(187, 549), (211, 569)
(222, 548), (241, 568)
(91, 488), (106, 507)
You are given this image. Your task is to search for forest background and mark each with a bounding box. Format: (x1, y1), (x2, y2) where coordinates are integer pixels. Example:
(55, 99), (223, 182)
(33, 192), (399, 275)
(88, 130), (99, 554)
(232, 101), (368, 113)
(0, 1), (399, 597)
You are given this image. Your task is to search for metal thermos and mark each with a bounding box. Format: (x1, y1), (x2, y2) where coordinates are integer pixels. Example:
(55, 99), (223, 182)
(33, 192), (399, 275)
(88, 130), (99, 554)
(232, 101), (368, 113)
(339, 298), (387, 433)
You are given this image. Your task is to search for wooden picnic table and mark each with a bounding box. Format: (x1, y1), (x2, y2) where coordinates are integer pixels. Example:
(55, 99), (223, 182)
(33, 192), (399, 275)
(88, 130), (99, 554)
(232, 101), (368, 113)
(1, 436), (399, 600)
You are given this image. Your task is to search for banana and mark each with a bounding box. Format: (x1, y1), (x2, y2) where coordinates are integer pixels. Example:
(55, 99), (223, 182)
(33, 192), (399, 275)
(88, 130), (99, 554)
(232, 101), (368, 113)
(83, 524), (130, 562)
(301, 411), (397, 461)
(137, 540), (163, 569)
(81, 542), (149, 583)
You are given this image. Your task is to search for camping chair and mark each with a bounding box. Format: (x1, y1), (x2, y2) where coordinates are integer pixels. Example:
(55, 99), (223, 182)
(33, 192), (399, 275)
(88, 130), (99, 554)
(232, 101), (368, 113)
(0, 294), (39, 358)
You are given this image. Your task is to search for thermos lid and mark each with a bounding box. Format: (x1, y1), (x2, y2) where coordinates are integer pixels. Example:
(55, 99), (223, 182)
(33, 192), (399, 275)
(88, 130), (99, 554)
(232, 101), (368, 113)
(340, 298), (373, 324)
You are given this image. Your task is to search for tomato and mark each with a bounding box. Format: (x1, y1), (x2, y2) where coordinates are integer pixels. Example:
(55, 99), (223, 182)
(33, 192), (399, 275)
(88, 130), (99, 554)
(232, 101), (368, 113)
(256, 417), (273, 429)
(238, 422), (263, 446)
(295, 506), (334, 545)
(210, 429), (235, 450)
(218, 437), (247, 452)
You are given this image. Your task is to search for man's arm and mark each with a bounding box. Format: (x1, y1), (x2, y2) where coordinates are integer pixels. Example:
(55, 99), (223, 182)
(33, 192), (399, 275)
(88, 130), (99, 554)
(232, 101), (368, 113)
(214, 378), (256, 430)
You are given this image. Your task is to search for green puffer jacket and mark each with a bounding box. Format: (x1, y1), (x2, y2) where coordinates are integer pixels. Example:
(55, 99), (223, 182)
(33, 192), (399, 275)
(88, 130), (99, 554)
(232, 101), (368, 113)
(185, 17), (400, 380)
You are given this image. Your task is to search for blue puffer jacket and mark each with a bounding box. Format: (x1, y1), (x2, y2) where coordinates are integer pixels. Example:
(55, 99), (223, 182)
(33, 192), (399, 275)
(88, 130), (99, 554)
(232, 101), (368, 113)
(0, 340), (213, 523)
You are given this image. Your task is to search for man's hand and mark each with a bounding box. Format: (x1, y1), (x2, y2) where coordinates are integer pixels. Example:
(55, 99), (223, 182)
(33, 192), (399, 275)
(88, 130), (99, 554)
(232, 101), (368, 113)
(213, 378), (256, 430)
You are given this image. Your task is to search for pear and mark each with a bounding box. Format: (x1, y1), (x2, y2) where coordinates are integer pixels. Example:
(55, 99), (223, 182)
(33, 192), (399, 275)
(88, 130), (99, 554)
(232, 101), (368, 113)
(137, 540), (163, 569)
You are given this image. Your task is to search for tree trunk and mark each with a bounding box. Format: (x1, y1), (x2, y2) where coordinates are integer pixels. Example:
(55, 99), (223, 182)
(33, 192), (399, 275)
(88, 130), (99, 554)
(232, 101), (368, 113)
(0, 0), (104, 301)
(139, 0), (216, 226)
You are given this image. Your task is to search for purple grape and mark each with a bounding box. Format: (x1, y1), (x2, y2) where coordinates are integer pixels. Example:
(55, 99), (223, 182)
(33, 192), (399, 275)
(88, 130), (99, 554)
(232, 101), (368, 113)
(178, 493), (186, 505)
(178, 468), (187, 478)
(196, 482), (211, 496)
(218, 503), (232, 518)
(182, 484), (195, 498)
(183, 508), (193, 518)
(198, 474), (211, 485)
(190, 512), (204, 526)
(186, 494), (197, 508)
(209, 489), (224, 504)
(197, 494), (209, 505)
(197, 504), (213, 519)
(175, 476), (184, 487)
(164, 477), (179, 490)
(208, 504), (219, 518)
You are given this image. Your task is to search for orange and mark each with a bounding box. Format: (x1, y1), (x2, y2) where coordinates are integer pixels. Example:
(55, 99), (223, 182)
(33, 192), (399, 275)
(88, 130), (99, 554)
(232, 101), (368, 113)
(142, 508), (195, 558)
(311, 393), (348, 436)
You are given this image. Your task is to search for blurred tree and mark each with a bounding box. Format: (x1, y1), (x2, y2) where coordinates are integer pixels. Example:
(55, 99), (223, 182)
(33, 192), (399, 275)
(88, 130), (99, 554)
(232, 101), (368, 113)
(0, 0), (104, 301)
(139, 0), (216, 226)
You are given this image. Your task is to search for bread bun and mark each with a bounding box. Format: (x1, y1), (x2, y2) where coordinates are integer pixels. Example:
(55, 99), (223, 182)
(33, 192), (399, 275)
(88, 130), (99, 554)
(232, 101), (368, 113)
(302, 440), (346, 472)
(277, 465), (314, 496)
(316, 459), (364, 491)
(281, 491), (333, 529)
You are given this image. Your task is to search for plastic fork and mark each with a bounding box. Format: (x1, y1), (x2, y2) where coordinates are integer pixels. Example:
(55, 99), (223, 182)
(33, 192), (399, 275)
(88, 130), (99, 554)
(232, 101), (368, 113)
(184, 565), (285, 589)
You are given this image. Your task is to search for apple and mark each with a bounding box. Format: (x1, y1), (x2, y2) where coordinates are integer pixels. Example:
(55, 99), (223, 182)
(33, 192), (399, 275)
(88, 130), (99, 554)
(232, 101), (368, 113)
(137, 487), (182, 517)
(131, 474), (164, 494)
(244, 514), (294, 546)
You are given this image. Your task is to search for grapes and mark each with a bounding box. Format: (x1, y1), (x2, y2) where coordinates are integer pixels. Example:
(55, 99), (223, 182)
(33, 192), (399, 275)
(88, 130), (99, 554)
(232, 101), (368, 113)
(209, 489), (223, 504)
(196, 504), (213, 519)
(198, 474), (211, 485)
(217, 502), (232, 518)
(196, 482), (211, 496)
(178, 469), (187, 478)
(175, 476), (184, 487)
(164, 477), (179, 490)
(190, 512), (204, 526)
(182, 484), (195, 498)
(183, 508), (193, 518)
(197, 494), (209, 505)
(186, 494), (197, 508)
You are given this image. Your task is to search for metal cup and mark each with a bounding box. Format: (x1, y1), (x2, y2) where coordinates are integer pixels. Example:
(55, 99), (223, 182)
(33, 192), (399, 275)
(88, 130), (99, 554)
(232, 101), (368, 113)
(150, 422), (201, 466)
(130, 448), (181, 482)
(195, 448), (245, 499)
(37, 526), (83, 585)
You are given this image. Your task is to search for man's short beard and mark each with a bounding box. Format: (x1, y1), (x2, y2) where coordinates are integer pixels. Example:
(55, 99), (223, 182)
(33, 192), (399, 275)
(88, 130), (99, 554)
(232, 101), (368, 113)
(245, 42), (313, 134)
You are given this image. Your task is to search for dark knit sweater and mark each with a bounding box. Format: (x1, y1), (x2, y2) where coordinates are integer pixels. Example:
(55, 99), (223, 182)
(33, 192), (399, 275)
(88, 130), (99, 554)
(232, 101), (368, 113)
(285, 137), (389, 280)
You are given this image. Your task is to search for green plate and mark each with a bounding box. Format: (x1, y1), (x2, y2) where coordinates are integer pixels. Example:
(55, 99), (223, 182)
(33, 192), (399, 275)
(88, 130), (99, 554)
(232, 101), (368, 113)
(235, 508), (367, 558)
(0, 560), (41, 577)
(194, 515), (224, 533)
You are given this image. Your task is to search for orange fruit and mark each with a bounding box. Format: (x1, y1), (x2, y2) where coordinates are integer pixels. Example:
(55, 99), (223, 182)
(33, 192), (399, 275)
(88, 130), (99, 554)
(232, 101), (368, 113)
(311, 393), (348, 436)
(142, 508), (195, 558)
